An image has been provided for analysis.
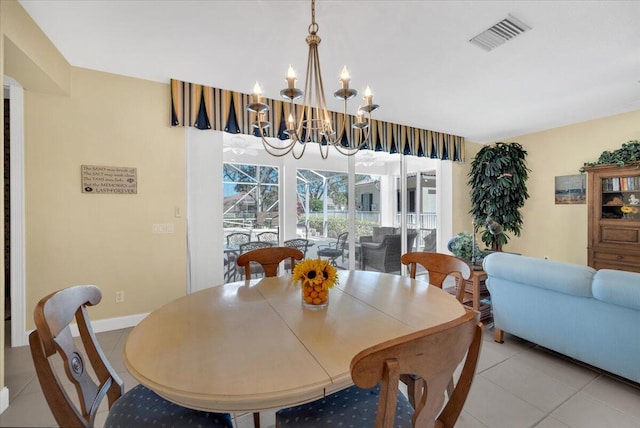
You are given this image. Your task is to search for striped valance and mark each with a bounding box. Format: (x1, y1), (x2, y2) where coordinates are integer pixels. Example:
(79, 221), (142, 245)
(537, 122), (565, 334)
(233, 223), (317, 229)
(171, 79), (464, 161)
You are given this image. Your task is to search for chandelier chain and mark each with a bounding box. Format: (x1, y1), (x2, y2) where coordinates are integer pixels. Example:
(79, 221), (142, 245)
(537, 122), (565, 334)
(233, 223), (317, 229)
(309, 0), (318, 35)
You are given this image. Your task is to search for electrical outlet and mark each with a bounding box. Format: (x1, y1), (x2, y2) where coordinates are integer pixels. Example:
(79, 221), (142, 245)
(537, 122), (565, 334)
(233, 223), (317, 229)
(115, 291), (125, 303)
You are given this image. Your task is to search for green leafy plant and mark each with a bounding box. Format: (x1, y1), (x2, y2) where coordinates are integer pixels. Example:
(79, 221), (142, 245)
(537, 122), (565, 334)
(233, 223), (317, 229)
(580, 140), (640, 171)
(468, 142), (530, 251)
(303, 216), (377, 238)
(447, 232), (480, 262)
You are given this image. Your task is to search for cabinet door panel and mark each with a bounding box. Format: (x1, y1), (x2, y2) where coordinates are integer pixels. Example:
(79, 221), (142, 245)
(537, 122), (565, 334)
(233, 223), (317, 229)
(601, 226), (639, 244)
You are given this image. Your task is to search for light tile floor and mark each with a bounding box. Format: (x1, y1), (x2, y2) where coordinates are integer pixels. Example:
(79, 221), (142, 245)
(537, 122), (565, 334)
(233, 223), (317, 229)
(2, 324), (639, 428)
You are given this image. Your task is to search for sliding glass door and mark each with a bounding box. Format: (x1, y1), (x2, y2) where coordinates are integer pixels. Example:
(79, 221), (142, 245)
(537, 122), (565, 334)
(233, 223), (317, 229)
(185, 131), (450, 286)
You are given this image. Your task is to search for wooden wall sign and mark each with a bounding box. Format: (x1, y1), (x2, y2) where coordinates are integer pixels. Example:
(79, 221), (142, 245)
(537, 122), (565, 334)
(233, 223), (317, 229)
(81, 165), (137, 194)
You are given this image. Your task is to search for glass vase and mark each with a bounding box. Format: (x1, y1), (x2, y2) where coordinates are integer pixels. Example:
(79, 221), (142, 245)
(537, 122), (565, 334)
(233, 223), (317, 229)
(301, 281), (329, 310)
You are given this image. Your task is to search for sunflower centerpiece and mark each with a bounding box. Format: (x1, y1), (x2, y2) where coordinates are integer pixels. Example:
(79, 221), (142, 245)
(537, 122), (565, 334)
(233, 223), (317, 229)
(292, 258), (338, 309)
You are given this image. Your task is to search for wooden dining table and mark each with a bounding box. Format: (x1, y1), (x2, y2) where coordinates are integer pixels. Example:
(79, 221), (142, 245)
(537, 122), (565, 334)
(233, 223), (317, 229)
(123, 270), (466, 413)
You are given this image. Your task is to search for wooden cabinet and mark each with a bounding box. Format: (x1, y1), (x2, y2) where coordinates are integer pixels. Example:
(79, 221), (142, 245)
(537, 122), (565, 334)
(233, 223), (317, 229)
(584, 163), (640, 273)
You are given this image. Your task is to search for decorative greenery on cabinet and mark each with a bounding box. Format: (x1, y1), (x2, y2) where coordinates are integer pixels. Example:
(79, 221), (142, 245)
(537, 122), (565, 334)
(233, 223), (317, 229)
(581, 140), (640, 171)
(468, 142), (530, 251)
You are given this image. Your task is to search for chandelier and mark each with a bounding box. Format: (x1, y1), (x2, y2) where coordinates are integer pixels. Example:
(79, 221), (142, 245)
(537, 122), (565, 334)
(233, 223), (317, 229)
(246, 0), (379, 159)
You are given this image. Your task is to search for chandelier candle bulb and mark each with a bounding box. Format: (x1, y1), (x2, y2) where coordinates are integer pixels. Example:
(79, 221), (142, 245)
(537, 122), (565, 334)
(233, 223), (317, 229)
(286, 65), (297, 89)
(340, 66), (351, 89)
(364, 86), (373, 106)
(252, 82), (263, 104)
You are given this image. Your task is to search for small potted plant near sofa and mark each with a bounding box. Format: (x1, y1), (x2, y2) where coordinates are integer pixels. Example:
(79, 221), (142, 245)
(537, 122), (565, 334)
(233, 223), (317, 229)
(447, 232), (481, 263)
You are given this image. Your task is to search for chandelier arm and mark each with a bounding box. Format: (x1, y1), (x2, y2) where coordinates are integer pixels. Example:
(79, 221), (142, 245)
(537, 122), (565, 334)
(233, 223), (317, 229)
(282, 127), (316, 160)
(253, 125), (303, 158)
(290, 140), (309, 160)
(318, 139), (330, 159)
(355, 110), (374, 147)
(258, 138), (298, 158)
(312, 46), (333, 137)
(331, 109), (374, 156)
(331, 138), (367, 156)
(299, 43), (315, 143)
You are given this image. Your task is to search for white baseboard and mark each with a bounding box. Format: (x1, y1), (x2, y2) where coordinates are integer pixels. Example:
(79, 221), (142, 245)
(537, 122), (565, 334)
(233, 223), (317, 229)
(0, 387), (9, 415)
(20, 312), (149, 346)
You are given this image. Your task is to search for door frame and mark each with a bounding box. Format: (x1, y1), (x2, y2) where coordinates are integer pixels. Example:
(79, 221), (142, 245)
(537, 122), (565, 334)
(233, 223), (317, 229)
(4, 76), (26, 347)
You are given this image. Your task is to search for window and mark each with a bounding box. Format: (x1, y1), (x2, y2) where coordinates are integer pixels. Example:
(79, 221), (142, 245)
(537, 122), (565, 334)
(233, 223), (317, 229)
(223, 163), (279, 231)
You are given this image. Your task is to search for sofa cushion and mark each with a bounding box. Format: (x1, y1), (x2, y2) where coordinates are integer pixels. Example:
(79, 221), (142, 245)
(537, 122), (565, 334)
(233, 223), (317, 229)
(483, 253), (595, 297)
(593, 269), (640, 311)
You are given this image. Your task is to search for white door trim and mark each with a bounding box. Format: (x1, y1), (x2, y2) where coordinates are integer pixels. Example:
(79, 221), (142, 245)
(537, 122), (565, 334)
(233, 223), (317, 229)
(4, 76), (26, 347)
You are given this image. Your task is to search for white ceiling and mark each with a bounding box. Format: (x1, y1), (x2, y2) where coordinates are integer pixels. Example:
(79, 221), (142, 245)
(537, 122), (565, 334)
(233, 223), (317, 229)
(18, 0), (640, 143)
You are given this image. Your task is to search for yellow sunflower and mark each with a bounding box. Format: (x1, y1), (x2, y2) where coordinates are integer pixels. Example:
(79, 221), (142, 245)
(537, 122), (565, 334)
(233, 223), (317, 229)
(292, 258), (338, 290)
(621, 206), (633, 214)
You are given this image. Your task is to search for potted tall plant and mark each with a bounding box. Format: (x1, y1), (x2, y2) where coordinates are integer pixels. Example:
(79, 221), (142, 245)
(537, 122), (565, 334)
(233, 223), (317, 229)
(468, 142), (530, 251)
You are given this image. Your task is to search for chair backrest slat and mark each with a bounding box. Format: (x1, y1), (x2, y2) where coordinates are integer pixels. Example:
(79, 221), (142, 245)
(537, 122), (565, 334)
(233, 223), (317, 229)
(236, 246), (304, 278)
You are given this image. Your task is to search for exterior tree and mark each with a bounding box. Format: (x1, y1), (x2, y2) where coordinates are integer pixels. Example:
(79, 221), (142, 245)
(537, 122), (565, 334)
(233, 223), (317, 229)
(468, 142), (530, 251)
(223, 164), (279, 214)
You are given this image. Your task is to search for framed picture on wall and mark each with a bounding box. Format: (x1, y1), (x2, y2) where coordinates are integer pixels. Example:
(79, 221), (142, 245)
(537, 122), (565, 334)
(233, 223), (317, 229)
(555, 174), (586, 204)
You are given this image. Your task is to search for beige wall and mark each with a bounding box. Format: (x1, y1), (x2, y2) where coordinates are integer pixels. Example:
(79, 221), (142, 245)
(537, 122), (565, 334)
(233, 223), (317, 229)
(457, 110), (640, 264)
(2, 0), (188, 330)
(25, 68), (187, 326)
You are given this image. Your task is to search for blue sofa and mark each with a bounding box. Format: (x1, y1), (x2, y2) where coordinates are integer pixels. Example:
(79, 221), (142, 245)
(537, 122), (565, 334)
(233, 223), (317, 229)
(483, 252), (640, 383)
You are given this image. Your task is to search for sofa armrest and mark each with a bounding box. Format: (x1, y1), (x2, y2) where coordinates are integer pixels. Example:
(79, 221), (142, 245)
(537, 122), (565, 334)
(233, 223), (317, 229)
(593, 269), (640, 310)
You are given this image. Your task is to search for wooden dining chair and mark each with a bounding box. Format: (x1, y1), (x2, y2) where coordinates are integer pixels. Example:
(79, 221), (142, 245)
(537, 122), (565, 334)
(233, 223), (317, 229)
(28, 285), (233, 428)
(401, 252), (472, 303)
(400, 251), (473, 408)
(275, 309), (482, 428)
(236, 245), (304, 428)
(237, 241), (274, 279)
(237, 246), (304, 279)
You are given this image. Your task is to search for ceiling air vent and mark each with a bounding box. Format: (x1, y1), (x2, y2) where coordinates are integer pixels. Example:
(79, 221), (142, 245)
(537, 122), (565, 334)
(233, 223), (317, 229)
(469, 14), (531, 52)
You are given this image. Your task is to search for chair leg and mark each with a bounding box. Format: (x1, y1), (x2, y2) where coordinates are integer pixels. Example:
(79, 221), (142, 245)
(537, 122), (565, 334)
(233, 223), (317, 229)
(253, 412), (260, 428)
(400, 374), (421, 409)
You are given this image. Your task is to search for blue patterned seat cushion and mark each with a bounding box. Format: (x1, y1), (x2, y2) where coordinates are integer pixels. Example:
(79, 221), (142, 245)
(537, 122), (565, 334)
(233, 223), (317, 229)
(276, 384), (414, 427)
(105, 384), (233, 428)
